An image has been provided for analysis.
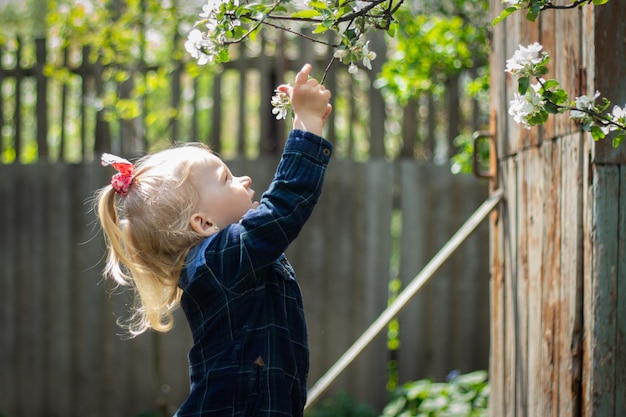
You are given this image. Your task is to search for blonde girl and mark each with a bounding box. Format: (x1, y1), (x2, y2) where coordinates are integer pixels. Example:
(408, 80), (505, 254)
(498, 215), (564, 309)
(96, 64), (332, 417)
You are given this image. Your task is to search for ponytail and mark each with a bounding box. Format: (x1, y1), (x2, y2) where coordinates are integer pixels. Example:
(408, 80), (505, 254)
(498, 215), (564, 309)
(94, 146), (210, 336)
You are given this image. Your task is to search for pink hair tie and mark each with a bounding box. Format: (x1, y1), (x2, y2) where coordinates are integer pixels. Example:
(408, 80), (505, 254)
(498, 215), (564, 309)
(101, 153), (136, 197)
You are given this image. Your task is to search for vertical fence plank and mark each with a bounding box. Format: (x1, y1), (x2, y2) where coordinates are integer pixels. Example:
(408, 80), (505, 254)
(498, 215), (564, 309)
(503, 157), (518, 417)
(397, 161), (429, 383)
(0, 164), (17, 416)
(559, 134), (584, 415)
(585, 165), (618, 416)
(489, 189), (505, 417)
(16, 165), (48, 415)
(617, 166), (626, 416)
(516, 149), (530, 416)
(526, 145), (544, 416)
(45, 163), (75, 416)
(72, 163), (106, 416)
(466, 180), (490, 372)
(318, 160), (356, 394)
(427, 167), (453, 379)
(543, 139), (561, 417)
(351, 160), (392, 407)
(488, 2), (506, 415)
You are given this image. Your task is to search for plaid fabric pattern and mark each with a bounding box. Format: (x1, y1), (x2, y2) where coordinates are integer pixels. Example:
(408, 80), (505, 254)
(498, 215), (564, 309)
(175, 130), (333, 417)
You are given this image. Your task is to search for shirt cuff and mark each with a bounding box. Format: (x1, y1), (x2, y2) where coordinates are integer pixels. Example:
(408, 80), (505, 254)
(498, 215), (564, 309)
(285, 129), (333, 165)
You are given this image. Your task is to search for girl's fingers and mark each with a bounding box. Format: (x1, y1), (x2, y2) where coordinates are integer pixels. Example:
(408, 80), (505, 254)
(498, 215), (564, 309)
(277, 84), (293, 96)
(295, 63), (312, 85)
(322, 104), (333, 123)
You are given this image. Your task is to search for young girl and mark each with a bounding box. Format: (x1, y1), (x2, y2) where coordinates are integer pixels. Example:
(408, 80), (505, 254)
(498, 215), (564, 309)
(96, 64), (333, 417)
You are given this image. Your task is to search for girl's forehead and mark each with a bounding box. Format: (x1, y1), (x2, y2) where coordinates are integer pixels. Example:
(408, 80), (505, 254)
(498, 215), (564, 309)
(190, 152), (226, 177)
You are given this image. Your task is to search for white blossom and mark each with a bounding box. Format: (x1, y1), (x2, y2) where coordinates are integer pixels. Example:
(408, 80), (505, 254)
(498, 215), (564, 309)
(508, 82), (543, 129)
(334, 48), (349, 60)
(598, 105), (626, 135)
(505, 42), (545, 75)
(185, 29), (216, 65)
(348, 63), (358, 74)
(362, 41), (377, 70)
(271, 88), (291, 120)
(611, 104), (626, 122)
(199, 0), (238, 19)
(570, 91), (601, 119)
(503, 0), (525, 5)
(599, 104), (626, 134)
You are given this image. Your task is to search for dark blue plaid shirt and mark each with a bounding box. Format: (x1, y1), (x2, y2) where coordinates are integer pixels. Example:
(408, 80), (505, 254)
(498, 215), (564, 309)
(175, 130), (333, 417)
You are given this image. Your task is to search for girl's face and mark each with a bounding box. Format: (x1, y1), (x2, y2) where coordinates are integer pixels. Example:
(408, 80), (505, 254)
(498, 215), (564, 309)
(190, 153), (259, 235)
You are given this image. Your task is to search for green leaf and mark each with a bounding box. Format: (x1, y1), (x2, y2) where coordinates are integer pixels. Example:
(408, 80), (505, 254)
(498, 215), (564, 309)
(454, 370), (488, 387)
(597, 97), (611, 112)
(537, 65), (550, 76)
(528, 111), (548, 126)
(593, 0), (609, 5)
(312, 19), (334, 34)
(613, 134), (625, 148)
(248, 25), (261, 42)
(217, 48), (230, 63)
(552, 88), (569, 104)
(382, 397), (407, 417)
(526, 10), (539, 22)
(387, 21), (397, 37)
(492, 6), (517, 26)
(542, 79), (560, 90)
(307, 0), (328, 9)
(292, 9), (321, 18)
(544, 102), (560, 114)
(590, 125), (605, 141)
(518, 76), (530, 95)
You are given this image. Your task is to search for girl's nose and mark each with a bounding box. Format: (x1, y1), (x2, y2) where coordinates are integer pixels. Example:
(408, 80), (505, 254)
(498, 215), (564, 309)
(238, 176), (252, 188)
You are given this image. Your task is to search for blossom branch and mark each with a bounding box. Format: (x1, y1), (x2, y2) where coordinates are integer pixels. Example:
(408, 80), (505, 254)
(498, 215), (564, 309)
(542, 0), (595, 10)
(506, 43), (626, 147)
(186, 0), (399, 122)
(494, 0), (610, 25)
(223, 0), (284, 46)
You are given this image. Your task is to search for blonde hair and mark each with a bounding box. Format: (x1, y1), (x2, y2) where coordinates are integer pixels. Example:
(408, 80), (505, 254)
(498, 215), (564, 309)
(96, 143), (212, 336)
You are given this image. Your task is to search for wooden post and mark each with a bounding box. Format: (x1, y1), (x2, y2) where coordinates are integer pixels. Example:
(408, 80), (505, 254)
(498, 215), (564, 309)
(489, 1), (626, 416)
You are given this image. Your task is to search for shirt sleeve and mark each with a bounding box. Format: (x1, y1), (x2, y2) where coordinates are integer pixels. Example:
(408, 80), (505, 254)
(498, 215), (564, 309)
(191, 129), (333, 291)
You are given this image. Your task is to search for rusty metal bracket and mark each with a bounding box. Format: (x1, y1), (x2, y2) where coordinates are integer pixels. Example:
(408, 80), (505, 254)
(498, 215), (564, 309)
(472, 109), (498, 188)
(472, 130), (496, 180)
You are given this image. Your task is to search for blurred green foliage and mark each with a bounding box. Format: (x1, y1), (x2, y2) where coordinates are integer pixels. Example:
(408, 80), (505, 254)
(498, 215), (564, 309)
(381, 370), (489, 417)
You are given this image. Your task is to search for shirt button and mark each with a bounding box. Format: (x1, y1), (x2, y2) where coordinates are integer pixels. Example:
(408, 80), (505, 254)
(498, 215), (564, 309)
(323, 148), (331, 156)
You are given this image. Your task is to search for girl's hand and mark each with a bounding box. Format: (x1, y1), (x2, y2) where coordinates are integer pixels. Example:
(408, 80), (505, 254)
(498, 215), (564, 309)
(277, 64), (332, 136)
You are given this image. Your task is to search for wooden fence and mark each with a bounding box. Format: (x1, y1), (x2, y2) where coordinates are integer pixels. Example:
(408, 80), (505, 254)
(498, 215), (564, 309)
(0, 33), (483, 164)
(488, 1), (626, 416)
(0, 159), (489, 417)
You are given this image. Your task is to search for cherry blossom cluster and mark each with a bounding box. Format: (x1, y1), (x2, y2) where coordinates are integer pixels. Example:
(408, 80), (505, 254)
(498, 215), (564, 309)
(185, 0), (396, 121)
(506, 43), (626, 146)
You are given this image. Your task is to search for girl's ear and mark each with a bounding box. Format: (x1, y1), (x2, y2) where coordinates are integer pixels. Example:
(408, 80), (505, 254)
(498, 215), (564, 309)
(189, 213), (217, 236)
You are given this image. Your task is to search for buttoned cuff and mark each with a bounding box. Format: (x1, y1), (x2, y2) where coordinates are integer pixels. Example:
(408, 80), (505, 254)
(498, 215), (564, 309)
(285, 130), (333, 165)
